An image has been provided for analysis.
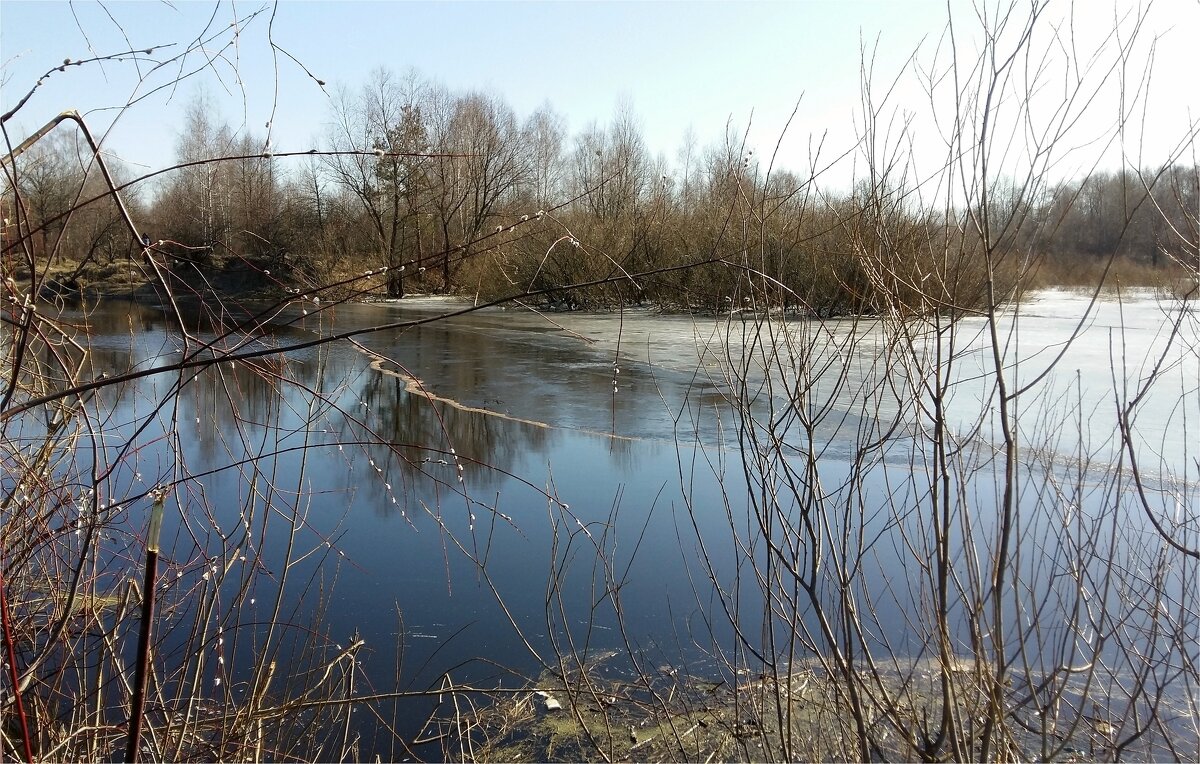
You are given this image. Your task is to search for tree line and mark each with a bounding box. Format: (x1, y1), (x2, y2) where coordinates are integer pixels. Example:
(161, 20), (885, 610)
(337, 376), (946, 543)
(5, 67), (1198, 313)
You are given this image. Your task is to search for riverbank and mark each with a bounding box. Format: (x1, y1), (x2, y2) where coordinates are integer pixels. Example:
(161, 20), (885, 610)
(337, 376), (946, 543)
(11, 250), (1197, 316)
(441, 656), (1184, 763)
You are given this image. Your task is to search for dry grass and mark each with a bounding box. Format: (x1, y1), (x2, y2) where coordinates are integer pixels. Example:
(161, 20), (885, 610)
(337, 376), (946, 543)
(1021, 252), (1195, 293)
(442, 658), (1152, 763)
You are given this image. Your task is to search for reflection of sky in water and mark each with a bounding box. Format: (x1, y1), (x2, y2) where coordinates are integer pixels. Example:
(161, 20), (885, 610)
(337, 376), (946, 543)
(28, 291), (1196, 754)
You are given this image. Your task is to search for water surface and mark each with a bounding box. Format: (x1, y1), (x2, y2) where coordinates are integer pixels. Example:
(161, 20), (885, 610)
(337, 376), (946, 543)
(21, 289), (1197, 757)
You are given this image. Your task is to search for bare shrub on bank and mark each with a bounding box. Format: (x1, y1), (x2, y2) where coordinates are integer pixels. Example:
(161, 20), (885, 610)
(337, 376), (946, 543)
(676, 3), (1200, 762)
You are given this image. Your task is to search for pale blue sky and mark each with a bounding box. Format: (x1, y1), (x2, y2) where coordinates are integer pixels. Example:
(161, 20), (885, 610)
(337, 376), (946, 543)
(3, 1), (1198, 191)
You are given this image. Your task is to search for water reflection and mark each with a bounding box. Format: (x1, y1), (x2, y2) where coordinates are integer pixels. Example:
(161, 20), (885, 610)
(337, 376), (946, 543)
(358, 368), (555, 501)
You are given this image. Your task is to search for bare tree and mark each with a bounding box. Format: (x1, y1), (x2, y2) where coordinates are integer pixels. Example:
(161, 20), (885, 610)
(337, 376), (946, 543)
(324, 68), (429, 297)
(425, 89), (527, 291)
(521, 104), (567, 209)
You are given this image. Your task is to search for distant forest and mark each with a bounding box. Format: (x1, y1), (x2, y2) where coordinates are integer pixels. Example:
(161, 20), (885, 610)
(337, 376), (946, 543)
(7, 68), (1199, 313)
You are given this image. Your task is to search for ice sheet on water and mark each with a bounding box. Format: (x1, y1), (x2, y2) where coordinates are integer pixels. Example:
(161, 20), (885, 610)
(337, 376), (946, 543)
(339, 292), (1196, 474)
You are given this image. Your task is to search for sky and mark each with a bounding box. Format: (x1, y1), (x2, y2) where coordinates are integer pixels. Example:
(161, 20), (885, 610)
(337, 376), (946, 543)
(2, 0), (1198, 193)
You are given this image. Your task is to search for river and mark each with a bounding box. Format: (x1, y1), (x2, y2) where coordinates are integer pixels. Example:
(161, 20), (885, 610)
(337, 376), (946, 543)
(9, 287), (1198, 759)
